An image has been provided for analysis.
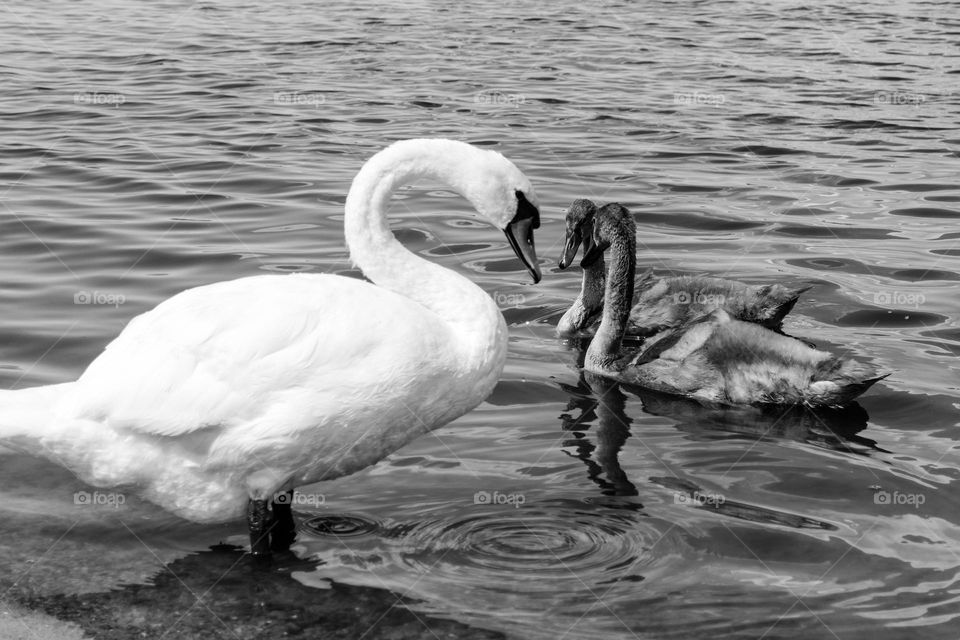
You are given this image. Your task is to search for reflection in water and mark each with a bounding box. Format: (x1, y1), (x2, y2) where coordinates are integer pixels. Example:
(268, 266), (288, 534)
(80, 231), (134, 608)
(623, 383), (882, 456)
(11, 544), (499, 639)
(559, 373), (638, 497)
(558, 370), (876, 532)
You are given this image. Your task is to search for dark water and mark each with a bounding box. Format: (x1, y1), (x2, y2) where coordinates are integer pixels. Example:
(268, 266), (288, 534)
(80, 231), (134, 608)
(1, 0), (958, 638)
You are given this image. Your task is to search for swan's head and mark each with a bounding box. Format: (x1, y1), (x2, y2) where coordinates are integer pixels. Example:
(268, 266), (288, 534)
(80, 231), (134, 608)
(559, 198), (597, 269)
(580, 203), (636, 268)
(347, 139), (542, 284)
(459, 146), (542, 284)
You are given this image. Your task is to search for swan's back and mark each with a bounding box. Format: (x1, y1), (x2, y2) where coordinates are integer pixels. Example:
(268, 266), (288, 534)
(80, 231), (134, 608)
(629, 273), (806, 336)
(625, 310), (882, 406)
(63, 273), (492, 474)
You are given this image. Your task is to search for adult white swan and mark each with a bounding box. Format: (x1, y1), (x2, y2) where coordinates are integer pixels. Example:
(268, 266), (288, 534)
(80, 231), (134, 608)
(0, 138), (542, 557)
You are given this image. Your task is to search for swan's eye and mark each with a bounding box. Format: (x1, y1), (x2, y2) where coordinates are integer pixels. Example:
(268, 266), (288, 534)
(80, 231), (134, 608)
(514, 191), (540, 229)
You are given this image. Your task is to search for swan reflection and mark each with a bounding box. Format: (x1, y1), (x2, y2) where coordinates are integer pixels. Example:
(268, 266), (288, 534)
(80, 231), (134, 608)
(557, 369), (878, 531)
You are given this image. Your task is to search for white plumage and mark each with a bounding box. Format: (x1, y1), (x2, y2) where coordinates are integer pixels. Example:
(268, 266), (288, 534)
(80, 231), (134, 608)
(0, 139), (542, 526)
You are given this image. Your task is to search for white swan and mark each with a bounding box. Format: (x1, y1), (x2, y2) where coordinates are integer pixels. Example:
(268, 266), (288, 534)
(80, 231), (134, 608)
(0, 138), (542, 556)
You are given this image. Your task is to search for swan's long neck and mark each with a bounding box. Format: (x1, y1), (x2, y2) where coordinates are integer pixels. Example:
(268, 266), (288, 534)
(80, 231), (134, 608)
(586, 234), (635, 370)
(559, 258), (607, 334)
(580, 258), (607, 319)
(344, 141), (506, 373)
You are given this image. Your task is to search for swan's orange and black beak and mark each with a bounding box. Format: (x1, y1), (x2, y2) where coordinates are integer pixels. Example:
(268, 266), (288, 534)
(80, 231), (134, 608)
(505, 191), (542, 284)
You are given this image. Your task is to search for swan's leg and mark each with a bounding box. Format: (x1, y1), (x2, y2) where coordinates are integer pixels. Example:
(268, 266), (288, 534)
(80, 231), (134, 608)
(270, 490), (296, 552)
(245, 470), (291, 560)
(247, 498), (272, 558)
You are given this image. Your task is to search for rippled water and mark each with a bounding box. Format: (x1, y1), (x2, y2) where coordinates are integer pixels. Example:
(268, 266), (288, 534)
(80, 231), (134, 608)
(1, 0), (958, 638)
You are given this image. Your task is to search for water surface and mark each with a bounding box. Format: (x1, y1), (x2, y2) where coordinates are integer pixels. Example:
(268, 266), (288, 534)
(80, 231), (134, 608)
(0, 0), (958, 638)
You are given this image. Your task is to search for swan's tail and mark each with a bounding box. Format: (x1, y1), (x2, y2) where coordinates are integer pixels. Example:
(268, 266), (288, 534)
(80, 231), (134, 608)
(810, 360), (888, 407)
(0, 383), (72, 449)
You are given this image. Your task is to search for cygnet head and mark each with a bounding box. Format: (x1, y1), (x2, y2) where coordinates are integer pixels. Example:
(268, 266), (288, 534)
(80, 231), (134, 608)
(580, 203), (636, 268)
(558, 198), (598, 269)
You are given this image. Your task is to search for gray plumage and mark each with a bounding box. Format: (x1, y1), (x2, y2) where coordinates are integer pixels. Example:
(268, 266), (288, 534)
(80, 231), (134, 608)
(558, 199), (886, 407)
(557, 199), (808, 337)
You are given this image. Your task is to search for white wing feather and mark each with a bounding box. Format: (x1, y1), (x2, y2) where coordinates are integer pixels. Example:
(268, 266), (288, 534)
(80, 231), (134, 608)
(68, 273), (452, 440)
